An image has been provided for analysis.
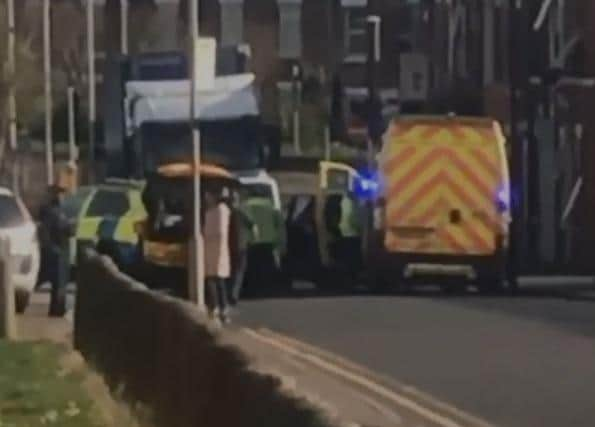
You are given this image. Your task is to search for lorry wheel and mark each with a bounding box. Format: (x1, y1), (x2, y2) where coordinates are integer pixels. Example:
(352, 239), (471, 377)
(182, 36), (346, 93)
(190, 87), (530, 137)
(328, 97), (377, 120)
(15, 290), (30, 314)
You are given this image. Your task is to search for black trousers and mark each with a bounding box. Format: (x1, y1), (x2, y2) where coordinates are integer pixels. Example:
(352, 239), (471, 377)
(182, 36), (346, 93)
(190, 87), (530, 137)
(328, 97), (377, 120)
(47, 247), (69, 317)
(206, 277), (229, 314)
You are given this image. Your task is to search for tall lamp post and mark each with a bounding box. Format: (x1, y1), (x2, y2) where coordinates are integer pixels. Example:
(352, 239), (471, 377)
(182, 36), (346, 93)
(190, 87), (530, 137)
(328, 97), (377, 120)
(87, 0), (96, 184)
(188, 0), (204, 310)
(7, 0), (18, 192)
(121, 0), (129, 55)
(43, 0), (54, 185)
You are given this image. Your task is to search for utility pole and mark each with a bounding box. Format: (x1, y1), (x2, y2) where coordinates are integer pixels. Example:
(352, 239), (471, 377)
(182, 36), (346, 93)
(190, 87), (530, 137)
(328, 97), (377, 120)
(188, 0), (204, 309)
(0, 238), (16, 340)
(508, 0), (525, 282)
(121, 0), (129, 55)
(87, 0), (96, 184)
(292, 64), (302, 155)
(7, 0), (17, 193)
(44, 0), (54, 185)
(325, 0), (335, 155)
(366, 15), (381, 165)
(67, 86), (77, 164)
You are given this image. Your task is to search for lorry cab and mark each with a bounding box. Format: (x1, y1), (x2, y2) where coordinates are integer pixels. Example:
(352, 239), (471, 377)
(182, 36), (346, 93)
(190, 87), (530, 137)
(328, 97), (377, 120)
(275, 160), (363, 290)
(373, 115), (511, 292)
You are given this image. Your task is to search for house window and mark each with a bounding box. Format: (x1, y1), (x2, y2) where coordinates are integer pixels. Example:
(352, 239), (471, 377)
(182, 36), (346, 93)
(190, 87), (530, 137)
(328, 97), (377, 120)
(343, 6), (368, 63)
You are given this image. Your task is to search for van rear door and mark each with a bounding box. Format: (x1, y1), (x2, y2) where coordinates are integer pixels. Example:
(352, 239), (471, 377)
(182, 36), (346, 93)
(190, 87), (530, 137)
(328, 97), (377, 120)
(382, 119), (508, 256)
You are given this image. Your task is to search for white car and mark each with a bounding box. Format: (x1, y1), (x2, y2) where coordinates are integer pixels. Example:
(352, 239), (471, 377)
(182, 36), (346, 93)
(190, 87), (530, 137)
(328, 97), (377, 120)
(0, 187), (40, 313)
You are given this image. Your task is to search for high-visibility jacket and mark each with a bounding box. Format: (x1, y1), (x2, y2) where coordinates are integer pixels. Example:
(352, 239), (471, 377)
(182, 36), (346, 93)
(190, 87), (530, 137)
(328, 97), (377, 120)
(339, 195), (361, 238)
(242, 197), (285, 251)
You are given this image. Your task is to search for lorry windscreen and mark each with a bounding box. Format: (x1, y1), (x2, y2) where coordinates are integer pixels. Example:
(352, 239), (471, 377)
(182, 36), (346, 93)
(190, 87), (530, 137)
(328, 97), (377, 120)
(140, 118), (262, 173)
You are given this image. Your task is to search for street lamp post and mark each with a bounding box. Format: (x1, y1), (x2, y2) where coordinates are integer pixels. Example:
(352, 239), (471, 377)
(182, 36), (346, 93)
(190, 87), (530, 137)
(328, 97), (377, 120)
(121, 0), (129, 55)
(188, 0), (204, 310)
(67, 86), (77, 164)
(43, 0), (54, 185)
(292, 64), (302, 155)
(7, 0), (18, 193)
(87, 0), (96, 184)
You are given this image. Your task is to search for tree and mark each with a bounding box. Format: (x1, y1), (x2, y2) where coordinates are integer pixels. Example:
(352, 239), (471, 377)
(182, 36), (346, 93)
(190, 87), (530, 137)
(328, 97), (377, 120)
(0, 2), (41, 168)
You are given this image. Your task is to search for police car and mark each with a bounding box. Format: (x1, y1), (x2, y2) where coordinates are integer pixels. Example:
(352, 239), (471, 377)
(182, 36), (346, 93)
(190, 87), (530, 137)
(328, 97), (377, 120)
(69, 179), (146, 270)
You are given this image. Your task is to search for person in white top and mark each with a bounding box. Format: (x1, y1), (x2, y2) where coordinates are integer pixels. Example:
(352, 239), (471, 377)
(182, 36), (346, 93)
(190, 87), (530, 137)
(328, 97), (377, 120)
(203, 188), (232, 323)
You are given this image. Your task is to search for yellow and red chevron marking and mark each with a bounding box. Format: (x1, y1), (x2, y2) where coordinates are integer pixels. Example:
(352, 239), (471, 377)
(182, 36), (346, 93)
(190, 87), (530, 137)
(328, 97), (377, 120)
(388, 123), (496, 146)
(382, 140), (503, 255)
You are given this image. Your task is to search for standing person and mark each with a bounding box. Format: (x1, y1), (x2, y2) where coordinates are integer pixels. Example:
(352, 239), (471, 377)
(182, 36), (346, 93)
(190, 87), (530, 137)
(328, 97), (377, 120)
(39, 185), (74, 317)
(337, 191), (363, 280)
(203, 188), (232, 323)
(227, 189), (255, 305)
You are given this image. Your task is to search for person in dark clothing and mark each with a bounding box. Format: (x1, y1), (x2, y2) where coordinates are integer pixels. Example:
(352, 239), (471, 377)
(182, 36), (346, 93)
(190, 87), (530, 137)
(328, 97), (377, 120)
(39, 185), (74, 317)
(227, 190), (255, 305)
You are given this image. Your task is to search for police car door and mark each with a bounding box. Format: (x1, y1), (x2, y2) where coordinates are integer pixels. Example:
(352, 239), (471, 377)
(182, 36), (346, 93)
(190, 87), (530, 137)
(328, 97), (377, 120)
(317, 161), (359, 268)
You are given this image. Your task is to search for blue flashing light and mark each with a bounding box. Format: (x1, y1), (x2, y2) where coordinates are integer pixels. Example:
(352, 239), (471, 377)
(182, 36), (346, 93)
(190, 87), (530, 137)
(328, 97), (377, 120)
(497, 187), (508, 204)
(496, 185), (510, 212)
(354, 169), (381, 199)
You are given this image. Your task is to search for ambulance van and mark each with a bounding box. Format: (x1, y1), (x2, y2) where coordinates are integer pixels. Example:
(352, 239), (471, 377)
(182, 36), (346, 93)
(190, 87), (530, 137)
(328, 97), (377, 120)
(370, 115), (511, 292)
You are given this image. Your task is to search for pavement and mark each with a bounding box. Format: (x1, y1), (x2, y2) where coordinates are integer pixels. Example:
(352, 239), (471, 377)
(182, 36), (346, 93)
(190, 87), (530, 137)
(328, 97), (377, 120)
(236, 280), (595, 427)
(16, 288), (74, 343)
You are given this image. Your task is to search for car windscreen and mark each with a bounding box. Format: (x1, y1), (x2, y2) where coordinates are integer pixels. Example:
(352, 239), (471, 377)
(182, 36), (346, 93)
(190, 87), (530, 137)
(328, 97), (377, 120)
(140, 117), (262, 173)
(86, 190), (130, 218)
(0, 195), (25, 228)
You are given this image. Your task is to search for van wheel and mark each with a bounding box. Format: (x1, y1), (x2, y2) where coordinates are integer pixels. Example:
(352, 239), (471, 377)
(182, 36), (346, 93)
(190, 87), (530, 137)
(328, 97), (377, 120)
(15, 290), (30, 314)
(477, 272), (505, 295)
(441, 283), (467, 295)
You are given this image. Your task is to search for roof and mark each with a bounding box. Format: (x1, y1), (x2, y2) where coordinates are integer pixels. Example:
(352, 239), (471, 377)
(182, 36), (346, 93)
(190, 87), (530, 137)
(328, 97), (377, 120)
(156, 162), (235, 180)
(393, 115), (497, 128)
(125, 73), (259, 135)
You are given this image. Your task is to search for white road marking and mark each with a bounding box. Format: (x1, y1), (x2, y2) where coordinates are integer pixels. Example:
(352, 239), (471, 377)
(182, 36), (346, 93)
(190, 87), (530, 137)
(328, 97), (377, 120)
(243, 328), (495, 427)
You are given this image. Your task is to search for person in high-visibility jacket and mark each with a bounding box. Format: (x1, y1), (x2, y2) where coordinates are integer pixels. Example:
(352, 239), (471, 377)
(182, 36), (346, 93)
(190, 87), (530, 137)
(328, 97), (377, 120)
(95, 216), (141, 275)
(326, 191), (362, 278)
(241, 195), (286, 287)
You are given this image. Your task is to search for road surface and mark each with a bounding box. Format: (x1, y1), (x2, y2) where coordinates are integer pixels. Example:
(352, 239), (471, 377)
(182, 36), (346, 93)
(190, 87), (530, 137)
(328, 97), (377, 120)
(237, 281), (595, 427)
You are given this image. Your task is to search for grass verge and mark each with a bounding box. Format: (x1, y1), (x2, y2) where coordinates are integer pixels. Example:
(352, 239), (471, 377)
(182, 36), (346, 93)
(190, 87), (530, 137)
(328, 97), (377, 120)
(0, 340), (105, 427)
